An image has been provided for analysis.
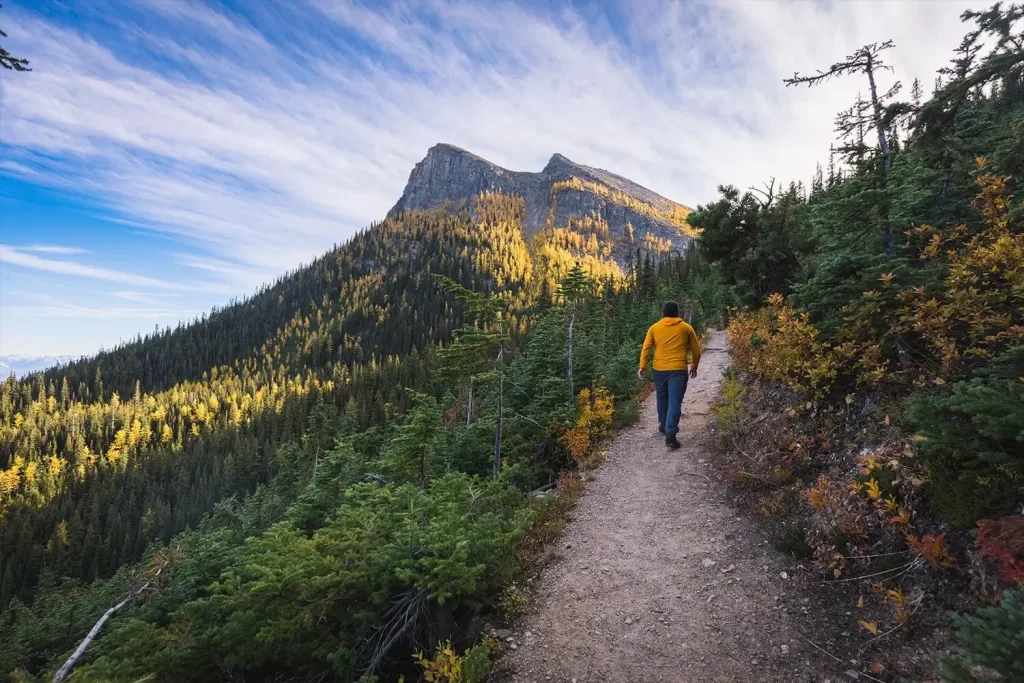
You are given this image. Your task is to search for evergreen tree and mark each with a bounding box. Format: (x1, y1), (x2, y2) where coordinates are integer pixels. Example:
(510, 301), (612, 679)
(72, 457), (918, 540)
(433, 275), (511, 478)
(379, 391), (444, 487)
(939, 588), (1024, 682)
(785, 39), (906, 255)
(0, 4), (30, 72)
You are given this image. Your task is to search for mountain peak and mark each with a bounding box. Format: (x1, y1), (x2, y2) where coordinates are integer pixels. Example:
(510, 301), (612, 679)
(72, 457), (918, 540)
(426, 142), (484, 161)
(389, 144), (532, 220)
(389, 143), (692, 248)
(542, 152), (584, 176)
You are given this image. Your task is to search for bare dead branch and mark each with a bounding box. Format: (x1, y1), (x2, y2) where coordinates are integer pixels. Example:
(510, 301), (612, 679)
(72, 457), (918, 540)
(822, 558), (922, 584)
(749, 178), (776, 209)
(53, 555), (175, 682)
(784, 40), (895, 88)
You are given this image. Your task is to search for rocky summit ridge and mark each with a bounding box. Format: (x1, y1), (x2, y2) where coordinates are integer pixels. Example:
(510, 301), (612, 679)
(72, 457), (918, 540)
(388, 143), (694, 255)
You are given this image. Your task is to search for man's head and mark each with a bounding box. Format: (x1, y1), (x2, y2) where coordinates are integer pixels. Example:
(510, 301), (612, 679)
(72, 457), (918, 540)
(662, 300), (680, 318)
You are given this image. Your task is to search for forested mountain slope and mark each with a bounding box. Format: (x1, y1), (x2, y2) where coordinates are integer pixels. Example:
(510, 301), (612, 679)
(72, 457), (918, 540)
(0, 145), (703, 680)
(2, 193), (531, 607)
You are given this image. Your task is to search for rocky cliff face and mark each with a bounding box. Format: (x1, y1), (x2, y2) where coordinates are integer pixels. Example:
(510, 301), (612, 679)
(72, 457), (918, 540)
(389, 144), (694, 261)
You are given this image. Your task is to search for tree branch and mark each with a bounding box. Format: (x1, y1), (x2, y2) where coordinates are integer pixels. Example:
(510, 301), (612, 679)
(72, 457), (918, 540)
(52, 557), (173, 681)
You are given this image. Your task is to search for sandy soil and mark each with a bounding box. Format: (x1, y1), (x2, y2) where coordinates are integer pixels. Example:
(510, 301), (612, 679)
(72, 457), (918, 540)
(501, 330), (834, 683)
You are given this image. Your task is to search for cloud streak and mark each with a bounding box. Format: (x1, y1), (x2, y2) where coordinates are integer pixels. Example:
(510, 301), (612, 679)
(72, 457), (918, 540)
(19, 244), (90, 255)
(0, 245), (186, 290)
(7, 303), (191, 320)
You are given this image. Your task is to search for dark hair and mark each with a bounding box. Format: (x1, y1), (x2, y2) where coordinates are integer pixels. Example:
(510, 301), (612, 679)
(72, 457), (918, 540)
(662, 300), (679, 318)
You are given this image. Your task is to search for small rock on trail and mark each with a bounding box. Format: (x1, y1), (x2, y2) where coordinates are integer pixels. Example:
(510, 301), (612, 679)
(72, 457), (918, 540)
(501, 330), (828, 683)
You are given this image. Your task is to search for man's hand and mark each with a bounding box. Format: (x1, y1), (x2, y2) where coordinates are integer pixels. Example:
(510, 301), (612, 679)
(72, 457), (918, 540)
(690, 367), (698, 378)
(637, 367), (645, 381)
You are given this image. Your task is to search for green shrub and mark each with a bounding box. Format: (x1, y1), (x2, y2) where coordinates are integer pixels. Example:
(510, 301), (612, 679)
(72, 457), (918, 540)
(461, 643), (492, 683)
(603, 339), (644, 400)
(712, 376), (745, 443)
(498, 581), (528, 620)
(766, 519), (813, 559)
(74, 474), (530, 682)
(612, 398), (640, 428)
(938, 588), (1024, 682)
(909, 346), (1024, 526)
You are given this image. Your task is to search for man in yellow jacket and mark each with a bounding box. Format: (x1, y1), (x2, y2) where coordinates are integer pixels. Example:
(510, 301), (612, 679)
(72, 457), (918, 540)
(638, 301), (701, 449)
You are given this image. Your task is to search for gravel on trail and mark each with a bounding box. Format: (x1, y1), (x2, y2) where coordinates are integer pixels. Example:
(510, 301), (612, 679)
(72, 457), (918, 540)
(502, 330), (832, 683)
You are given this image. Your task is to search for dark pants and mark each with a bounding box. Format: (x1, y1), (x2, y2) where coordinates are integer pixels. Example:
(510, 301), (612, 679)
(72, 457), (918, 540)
(653, 369), (688, 436)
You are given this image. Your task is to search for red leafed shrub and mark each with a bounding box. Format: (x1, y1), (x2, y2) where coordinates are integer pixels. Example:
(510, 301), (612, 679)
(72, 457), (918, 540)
(976, 517), (1024, 586)
(907, 532), (955, 568)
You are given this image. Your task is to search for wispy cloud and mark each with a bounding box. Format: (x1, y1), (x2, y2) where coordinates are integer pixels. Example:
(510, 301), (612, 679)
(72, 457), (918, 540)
(19, 244), (90, 255)
(111, 290), (180, 303)
(0, 245), (185, 290)
(8, 302), (190, 320)
(172, 253), (267, 293)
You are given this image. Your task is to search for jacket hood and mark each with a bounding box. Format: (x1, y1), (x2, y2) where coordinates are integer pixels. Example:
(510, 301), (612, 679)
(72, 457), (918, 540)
(660, 317), (684, 326)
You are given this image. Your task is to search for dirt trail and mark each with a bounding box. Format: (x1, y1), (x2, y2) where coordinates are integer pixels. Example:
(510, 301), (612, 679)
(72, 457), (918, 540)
(503, 330), (828, 683)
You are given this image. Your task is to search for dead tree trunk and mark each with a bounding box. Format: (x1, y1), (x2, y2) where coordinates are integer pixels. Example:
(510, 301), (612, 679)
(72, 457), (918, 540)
(52, 556), (172, 683)
(53, 594), (136, 681)
(419, 449), (426, 489)
(865, 53), (892, 179)
(493, 366), (503, 479)
(492, 326), (504, 478)
(865, 53), (897, 257)
(567, 308), (575, 401)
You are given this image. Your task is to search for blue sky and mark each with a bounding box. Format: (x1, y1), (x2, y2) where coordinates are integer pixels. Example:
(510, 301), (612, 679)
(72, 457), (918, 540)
(0, 0), (988, 357)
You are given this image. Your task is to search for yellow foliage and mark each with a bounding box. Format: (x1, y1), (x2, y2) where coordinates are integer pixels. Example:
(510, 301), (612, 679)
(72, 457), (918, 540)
(643, 232), (673, 254)
(890, 507), (913, 527)
(711, 377), (745, 439)
(107, 429), (128, 465)
(561, 387), (615, 466)
(805, 474), (833, 511)
(54, 520), (69, 547)
(899, 170), (1024, 371)
(885, 587), (909, 626)
(0, 466), (20, 497)
(413, 640), (462, 683)
(858, 619), (879, 635)
(857, 453), (882, 474)
(46, 456), (63, 477)
(727, 294), (836, 396)
(531, 227), (624, 294)
(551, 176), (696, 237)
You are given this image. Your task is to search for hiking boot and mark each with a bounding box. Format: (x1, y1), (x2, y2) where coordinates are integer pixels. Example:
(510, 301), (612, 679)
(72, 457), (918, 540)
(665, 434), (681, 449)
(658, 425), (665, 435)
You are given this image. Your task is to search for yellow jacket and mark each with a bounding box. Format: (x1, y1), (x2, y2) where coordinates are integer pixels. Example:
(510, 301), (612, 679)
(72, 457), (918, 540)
(639, 318), (701, 371)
